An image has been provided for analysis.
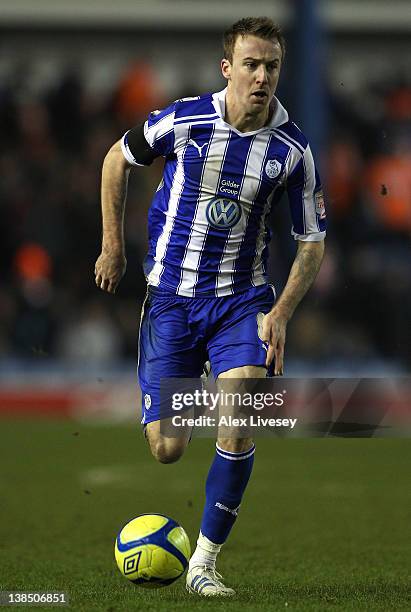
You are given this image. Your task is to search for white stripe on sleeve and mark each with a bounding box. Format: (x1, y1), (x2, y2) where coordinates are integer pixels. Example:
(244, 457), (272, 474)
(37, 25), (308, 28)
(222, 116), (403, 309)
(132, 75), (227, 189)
(144, 112), (175, 148)
(292, 145), (325, 242)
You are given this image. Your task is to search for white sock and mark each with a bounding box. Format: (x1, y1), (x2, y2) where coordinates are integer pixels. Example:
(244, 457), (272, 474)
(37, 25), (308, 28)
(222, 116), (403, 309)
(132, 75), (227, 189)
(189, 531), (222, 569)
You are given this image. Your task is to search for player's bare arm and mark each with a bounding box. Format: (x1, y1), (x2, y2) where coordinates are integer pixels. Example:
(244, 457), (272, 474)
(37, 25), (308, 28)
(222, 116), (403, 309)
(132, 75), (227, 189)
(95, 140), (130, 294)
(262, 240), (325, 374)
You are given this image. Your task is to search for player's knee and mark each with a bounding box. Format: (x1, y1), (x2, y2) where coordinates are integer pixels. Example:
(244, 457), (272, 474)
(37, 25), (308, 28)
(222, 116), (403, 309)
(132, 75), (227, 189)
(145, 420), (190, 463)
(149, 438), (186, 464)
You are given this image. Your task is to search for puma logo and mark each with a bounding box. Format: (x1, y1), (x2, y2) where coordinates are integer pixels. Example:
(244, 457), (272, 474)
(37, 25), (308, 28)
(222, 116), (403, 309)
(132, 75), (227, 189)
(188, 139), (209, 157)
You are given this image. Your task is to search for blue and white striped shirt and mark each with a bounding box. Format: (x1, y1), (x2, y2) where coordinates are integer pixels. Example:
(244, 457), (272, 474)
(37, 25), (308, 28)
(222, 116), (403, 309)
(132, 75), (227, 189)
(121, 88), (326, 297)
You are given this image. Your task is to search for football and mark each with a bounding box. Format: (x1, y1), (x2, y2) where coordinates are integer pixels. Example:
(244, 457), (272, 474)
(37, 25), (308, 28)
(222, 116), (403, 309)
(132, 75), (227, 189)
(114, 514), (191, 588)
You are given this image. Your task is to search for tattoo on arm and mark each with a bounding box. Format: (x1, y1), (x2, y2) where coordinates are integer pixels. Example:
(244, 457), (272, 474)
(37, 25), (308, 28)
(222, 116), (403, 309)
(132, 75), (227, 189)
(274, 241), (325, 320)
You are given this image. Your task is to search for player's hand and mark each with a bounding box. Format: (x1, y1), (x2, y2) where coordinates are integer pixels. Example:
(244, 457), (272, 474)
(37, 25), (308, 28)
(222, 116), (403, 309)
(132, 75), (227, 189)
(261, 309), (288, 375)
(94, 249), (127, 294)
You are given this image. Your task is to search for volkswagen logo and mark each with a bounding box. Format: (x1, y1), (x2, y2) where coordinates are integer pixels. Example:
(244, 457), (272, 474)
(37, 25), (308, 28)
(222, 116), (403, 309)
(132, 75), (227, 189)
(206, 198), (241, 229)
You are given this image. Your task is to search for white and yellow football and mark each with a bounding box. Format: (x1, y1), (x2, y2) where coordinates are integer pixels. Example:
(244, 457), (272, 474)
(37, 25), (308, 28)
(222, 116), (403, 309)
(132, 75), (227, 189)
(114, 514), (191, 588)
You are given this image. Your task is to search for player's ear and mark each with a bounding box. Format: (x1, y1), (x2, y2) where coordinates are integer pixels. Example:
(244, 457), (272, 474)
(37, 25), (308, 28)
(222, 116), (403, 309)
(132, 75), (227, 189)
(221, 58), (231, 81)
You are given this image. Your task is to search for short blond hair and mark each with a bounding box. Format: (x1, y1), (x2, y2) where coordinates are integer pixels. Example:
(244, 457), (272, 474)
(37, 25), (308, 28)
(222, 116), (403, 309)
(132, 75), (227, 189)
(223, 17), (286, 63)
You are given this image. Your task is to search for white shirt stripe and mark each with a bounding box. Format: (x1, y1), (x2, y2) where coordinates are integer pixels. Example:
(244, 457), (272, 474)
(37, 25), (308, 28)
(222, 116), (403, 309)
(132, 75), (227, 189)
(178, 124), (229, 296)
(273, 127), (305, 154)
(216, 133), (271, 296)
(251, 135), (288, 286)
(174, 113), (219, 123)
(147, 123), (190, 286)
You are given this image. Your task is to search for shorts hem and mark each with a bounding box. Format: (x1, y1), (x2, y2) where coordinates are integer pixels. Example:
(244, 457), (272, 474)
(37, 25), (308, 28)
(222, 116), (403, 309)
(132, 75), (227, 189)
(213, 361), (269, 379)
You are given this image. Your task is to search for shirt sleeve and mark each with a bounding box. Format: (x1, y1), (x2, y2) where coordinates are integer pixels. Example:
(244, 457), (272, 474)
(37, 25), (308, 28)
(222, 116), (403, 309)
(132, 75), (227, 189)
(121, 101), (177, 166)
(286, 144), (327, 241)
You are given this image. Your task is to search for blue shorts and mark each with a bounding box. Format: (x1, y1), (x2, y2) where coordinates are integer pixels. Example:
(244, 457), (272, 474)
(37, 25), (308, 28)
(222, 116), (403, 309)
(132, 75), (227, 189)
(138, 284), (276, 424)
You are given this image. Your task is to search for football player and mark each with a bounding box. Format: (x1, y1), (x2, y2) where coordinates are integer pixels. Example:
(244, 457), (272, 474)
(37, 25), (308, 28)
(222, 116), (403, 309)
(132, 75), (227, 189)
(95, 16), (325, 596)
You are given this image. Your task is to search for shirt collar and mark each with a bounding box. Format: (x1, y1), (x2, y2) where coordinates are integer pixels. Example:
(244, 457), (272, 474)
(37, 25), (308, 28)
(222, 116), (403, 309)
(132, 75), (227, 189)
(212, 87), (289, 130)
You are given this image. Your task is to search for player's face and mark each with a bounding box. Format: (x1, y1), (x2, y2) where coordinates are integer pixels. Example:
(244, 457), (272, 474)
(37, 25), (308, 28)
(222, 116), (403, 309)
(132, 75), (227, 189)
(222, 35), (282, 115)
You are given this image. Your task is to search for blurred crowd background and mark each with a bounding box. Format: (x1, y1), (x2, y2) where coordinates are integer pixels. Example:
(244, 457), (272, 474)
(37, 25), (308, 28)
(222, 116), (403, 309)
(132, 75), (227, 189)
(0, 0), (410, 376)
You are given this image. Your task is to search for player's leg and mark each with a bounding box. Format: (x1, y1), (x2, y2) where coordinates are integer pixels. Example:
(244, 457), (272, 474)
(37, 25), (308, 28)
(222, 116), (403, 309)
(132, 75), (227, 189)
(145, 417), (192, 464)
(216, 364), (265, 451)
(187, 286), (274, 596)
(138, 290), (205, 464)
(187, 366), (265, 596)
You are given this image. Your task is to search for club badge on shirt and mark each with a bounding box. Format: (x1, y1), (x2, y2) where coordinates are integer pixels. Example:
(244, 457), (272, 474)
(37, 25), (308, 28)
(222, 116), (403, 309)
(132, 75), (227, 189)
(265, 159), (282, 179)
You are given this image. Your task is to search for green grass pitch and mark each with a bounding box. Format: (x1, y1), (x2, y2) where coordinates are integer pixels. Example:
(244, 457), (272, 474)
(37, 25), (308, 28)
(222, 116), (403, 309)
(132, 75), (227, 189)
(0, 418), (410, 611)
